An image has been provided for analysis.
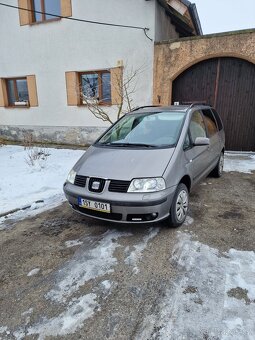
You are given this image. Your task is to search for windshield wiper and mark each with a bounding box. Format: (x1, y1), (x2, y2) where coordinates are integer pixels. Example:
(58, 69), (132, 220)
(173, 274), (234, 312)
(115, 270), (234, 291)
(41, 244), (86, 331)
(104, 142), (157, 148)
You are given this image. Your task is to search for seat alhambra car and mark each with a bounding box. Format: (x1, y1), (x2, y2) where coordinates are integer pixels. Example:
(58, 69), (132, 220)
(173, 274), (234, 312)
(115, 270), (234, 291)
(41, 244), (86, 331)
(64, 104), (225, 227)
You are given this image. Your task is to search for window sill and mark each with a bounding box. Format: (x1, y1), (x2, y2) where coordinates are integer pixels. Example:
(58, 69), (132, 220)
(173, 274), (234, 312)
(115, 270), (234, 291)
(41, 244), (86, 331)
(80, 102), (112, 107)
(29, 17), (61, 26)
(5, 105), (30, 109)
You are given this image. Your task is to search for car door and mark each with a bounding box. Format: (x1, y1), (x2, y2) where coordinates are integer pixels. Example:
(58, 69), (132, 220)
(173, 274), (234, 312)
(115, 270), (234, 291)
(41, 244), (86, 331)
(201, 109), (221, 168)
(184, 110), (210, 184)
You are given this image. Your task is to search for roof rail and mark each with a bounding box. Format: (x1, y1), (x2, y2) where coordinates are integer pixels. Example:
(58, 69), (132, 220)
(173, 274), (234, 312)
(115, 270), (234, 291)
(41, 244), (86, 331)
(131, 105), (161, 112)
(181, 102), (211, 108)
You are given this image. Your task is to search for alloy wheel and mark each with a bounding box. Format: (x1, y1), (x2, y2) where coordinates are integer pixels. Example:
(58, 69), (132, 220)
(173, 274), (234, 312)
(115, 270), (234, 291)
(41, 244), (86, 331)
(175, 189), (188, 222)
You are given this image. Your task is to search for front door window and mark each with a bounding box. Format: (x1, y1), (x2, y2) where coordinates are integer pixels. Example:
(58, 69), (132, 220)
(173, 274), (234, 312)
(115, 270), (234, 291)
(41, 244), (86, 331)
(190, 111), (207, 142)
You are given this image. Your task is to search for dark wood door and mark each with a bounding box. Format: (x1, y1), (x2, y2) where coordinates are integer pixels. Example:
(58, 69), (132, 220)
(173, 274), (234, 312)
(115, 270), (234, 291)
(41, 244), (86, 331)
(172, 57), (255, 151)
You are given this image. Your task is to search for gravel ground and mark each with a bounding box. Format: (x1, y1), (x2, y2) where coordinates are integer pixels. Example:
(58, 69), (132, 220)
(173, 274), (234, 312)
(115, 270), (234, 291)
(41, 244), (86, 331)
(0, 170), (254, 339)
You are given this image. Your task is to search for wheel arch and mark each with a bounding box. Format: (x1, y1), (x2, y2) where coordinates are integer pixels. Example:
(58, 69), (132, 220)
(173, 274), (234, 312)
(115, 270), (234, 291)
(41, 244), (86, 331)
(179, 175), (191, 192)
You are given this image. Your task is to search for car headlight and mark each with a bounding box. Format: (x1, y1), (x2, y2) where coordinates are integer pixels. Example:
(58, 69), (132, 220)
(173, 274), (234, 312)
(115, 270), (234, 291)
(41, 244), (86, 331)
(67, 169), (76, 184)
(128, 177), (166, 193)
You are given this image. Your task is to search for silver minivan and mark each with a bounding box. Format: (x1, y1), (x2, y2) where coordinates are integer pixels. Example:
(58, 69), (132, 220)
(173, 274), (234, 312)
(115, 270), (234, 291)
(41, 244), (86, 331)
(64, 104), (225, 226)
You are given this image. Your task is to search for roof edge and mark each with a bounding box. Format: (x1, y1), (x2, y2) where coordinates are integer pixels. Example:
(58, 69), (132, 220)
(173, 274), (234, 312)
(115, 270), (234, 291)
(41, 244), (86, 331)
(155, 28), (255, 45)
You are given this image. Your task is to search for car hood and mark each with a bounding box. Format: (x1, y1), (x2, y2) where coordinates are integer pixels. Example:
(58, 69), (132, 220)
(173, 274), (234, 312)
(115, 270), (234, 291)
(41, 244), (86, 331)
(74, 145), (175, 181)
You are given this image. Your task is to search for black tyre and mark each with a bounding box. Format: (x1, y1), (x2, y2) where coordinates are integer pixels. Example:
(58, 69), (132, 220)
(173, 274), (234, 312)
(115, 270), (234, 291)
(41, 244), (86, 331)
(168, 183), (189, 227)
(211, 152), (224, 178)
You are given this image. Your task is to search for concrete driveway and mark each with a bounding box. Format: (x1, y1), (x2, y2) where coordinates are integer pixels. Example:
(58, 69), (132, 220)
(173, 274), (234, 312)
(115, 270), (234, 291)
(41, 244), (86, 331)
(0, 168), (254, 339)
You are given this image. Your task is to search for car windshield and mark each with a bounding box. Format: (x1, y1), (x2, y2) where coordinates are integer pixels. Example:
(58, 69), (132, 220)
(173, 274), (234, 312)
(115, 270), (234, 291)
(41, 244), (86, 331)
(96, 111), (186, 148)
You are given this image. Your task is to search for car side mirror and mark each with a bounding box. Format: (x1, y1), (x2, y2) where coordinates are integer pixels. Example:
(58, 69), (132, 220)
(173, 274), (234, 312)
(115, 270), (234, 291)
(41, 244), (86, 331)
(194, 137), (210, 146)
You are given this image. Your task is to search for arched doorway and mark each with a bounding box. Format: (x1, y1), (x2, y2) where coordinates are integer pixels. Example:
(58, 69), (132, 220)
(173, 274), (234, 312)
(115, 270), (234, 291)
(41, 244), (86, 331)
(172, 57), (255, 151)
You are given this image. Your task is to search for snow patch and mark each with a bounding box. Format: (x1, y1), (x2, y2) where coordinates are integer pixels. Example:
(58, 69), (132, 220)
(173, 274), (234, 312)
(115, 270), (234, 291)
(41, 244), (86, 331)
(26, 294), (98, 339)
(101, 280), (112, 290)
(27, 268), (40, 277)
(224, 153), (255, 174)
(21, 308), (33, 316)
(65, 239), (83, 248)
(1, 231), (128, 339)
(0, 145), (84, 223)
(136, 232), (255, 339)
(125, 227), (159, 274)
(183, 216), (194, 226)
(0, 326), (8, 334)
(46, 230), (131, 303)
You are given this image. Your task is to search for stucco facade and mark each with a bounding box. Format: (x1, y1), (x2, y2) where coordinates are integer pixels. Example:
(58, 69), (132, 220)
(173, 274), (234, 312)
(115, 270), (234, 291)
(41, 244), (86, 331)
(0, 0), (199, 145)
(0, 1), (154, 133)
(153, 29), (255, 105)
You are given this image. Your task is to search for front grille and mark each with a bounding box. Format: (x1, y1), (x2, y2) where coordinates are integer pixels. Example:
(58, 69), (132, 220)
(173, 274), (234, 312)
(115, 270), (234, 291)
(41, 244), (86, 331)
(73, 205), (122, 221)
(109, 180), (131, 193)
(74, 175), (87, 187)
(88, 177), (105, 193)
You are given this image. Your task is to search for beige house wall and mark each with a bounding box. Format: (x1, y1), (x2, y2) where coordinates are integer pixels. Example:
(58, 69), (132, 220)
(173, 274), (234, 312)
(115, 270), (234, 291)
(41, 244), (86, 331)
(153, 29), (255, 105)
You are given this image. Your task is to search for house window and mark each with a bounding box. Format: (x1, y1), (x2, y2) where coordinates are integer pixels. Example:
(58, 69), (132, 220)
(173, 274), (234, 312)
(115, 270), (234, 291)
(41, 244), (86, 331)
(32, 0), (61, 22)
(7, 78), (29, 106)
(80, 71), (112, 105)
(0, 76), (38, 108)
(65, 67), (123, 106)
(18, 0), (72, 26)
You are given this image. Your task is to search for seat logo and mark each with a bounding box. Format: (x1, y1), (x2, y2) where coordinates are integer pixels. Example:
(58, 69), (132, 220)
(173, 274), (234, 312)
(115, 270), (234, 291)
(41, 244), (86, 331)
(91, 181), (100, 190)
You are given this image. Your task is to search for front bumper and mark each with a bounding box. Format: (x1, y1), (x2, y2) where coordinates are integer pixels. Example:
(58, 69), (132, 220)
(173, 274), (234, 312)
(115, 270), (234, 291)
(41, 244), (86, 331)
(63, 182), (177, 223)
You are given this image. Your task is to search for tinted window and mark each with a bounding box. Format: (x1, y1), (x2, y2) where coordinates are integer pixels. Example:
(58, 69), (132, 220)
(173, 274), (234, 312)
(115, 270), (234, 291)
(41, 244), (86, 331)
(211, 109), (223, 131)
(190, 111), (207, 142)
(202, 109), (218, 137)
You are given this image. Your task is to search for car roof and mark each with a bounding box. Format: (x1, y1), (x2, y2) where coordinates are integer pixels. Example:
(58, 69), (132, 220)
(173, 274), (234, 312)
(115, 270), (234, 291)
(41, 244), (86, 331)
(129, 104), (212, 114)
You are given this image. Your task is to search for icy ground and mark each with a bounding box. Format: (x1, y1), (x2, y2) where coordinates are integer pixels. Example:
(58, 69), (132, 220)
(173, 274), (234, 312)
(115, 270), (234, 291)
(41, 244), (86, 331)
(0, 145), (254, 339)
(0, 145), (254, 225)
(1, 227), (255, 339)
(136, 232), (255, 340)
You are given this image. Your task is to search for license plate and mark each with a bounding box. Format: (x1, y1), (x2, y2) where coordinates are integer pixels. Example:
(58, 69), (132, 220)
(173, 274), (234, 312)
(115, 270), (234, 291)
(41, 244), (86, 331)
(78, 198), (111, 213)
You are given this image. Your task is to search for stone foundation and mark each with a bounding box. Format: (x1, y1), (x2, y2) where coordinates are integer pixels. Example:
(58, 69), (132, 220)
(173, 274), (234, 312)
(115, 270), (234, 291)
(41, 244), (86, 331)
(0, 125), (107, 146)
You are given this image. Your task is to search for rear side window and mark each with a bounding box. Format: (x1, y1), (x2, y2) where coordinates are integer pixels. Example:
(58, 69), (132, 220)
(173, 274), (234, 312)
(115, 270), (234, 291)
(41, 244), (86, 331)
(211, 109), (223, 131)
(189, 111), (207, 142)
(202, 109), (218, 137)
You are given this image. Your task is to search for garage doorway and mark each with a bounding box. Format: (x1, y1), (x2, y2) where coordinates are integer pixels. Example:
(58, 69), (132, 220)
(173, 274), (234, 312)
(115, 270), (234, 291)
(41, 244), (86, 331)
(172, 57), (255, 151)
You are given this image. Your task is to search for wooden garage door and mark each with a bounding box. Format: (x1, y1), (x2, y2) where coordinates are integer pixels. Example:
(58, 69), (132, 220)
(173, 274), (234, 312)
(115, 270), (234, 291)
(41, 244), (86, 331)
(172, 57), (255, 151)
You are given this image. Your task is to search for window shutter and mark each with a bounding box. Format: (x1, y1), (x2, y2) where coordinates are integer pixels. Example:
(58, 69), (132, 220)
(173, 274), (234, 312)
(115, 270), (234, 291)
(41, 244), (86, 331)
(27, 75), (38, 107)
(65, 72), (80, 106)
(61, 0), (72, 17)
(111, 67), (123, 105)
(18, 0), (33, 26)
(0, 79), (8, 107)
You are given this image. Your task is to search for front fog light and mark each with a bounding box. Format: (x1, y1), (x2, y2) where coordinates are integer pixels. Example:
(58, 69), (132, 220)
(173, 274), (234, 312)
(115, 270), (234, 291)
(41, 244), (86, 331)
(67, 169), (76, 184)
(128, 177), (166, 193)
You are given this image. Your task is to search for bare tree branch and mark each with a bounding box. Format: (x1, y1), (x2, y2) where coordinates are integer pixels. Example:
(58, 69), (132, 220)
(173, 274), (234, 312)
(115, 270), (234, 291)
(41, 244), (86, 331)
(78, 65), (145, 125)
